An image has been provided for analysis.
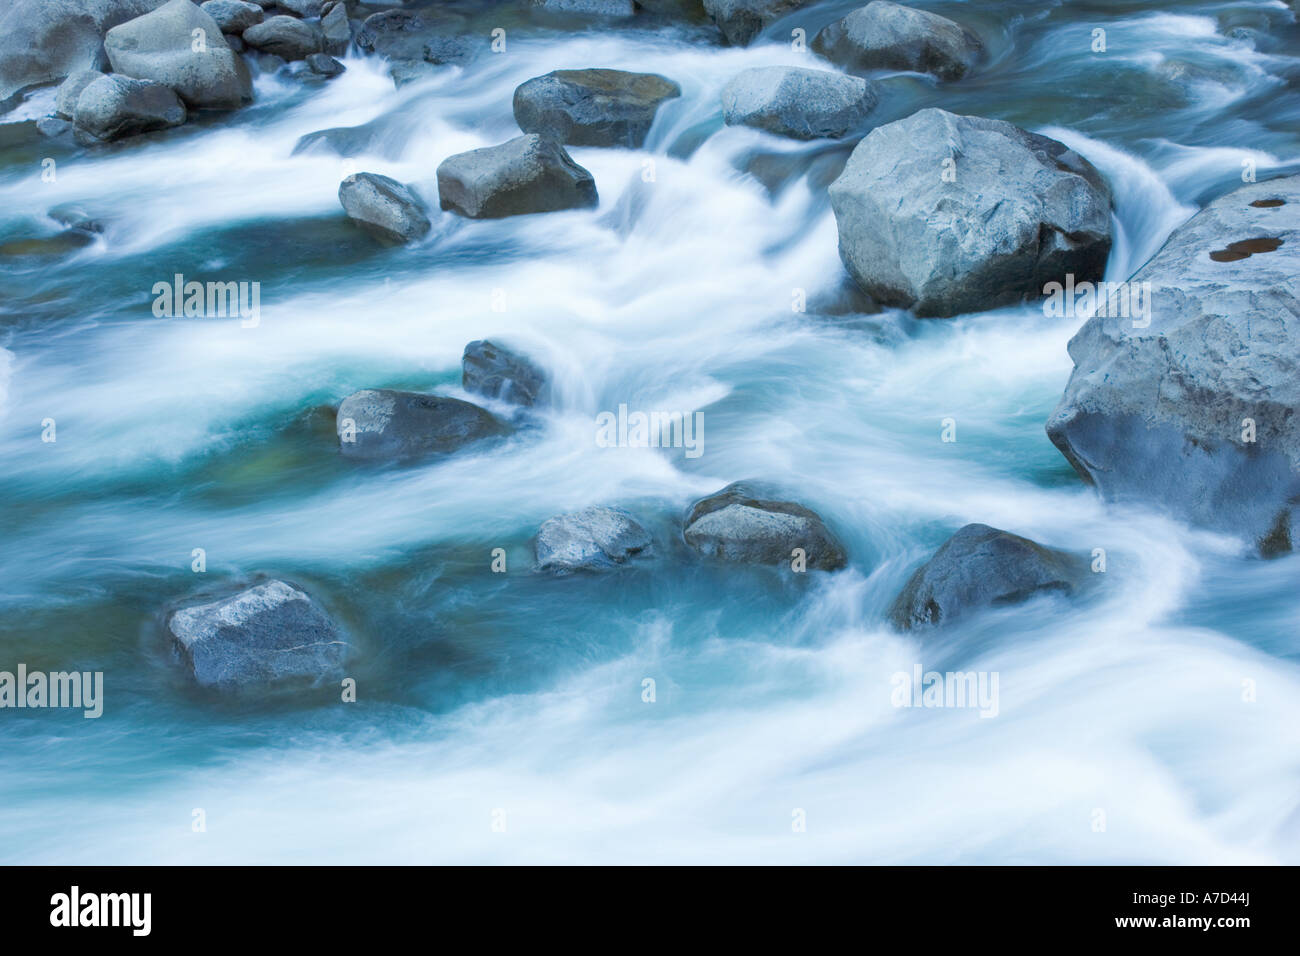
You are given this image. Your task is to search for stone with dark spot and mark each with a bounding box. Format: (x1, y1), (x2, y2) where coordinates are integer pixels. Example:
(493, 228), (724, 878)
(888, 524), (1089, 630)
(72, 73), (186, 145)
(513, 69), (681, 148)
(812, 1), (983, 81)
(243, 14), (323, 60)
(336, 388), (509, 460)
(437, 134), (598, 219)
(536, 507), (651, 572)
(462, 340), (548, 407)
(337, 172), (430, 243)
(702, 0), (812, 46)
(683, 481), (846, 570)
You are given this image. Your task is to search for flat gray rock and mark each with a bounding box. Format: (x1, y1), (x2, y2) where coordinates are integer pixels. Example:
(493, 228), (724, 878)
(338, 172), (430, 243)
(168, 580), (350, 689)
(437, 134), (598, 219)
(513, 69), (681, 148)
(683, 481), (847, 570)
(828, 108), (1112, 317)
(105, 0), (251, 109)
(243, 14), (324, 60)
(72, 73), (186, 144)
(536, 507), (652, 572)
(889, 524), (1088, 630)
(1047, 175), (1300, 556)
(336, 388), (508, 460)
(702, 0), (811, 46)
(813, 1), (983, 81)
(463, 340), (548, 407)
(721, 66), (876, 140)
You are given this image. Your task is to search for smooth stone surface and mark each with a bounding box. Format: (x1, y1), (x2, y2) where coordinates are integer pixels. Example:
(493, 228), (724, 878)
(243, 14), (324, 60)
(702, 0), (811, 46)
(1047, 175), (1300, 556)
(721, 66), (876, 140)
(513, 69), (681, 148)
(888, 524), (1089, 630)
(338, 172), (429, 242)
(72, 73), (186, 144)
(536, 507), (652, 572)
(813, 1), (983, 81)
(199, 0), (262, 33)
(437, 134), (598, 219)
(55, 69), (106, 119)
(463, 340), (548, 407)
(336, 388), (508, 460)
(828, 108), (1112, 317)
(168, 580), (350, 689)
(683, 481), (847, 570)
(105, 0), (252, 109)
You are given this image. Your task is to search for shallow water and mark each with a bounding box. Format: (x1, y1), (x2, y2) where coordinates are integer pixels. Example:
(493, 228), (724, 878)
(1, 0), (1298, 864)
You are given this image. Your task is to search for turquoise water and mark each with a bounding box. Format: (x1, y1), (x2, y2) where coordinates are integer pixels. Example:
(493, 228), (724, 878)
(1, 0), (1299, 863)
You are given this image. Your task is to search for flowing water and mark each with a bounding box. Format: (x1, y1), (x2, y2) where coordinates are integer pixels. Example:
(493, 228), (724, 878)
(1, 0), (1299, 863)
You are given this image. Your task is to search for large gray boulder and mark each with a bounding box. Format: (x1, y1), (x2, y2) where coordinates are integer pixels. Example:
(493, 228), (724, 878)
(336, 389), (508, 460)
(242, 14), (323, 60)
(338, 172), (431, 243)
(702, 0), (811, 46)
(437, 134), (598, 219)
(721, 66), (876, 140)
(535, 507), (652, 572)
(463, 340), (548, 407)
(320, 1), (351, 56)
(513, 69), (681, 148)
(0, 0), (166, 106)
(105, 0), (251, 109)
(168, 580), (350, 690)
(72, 73), (186, 144)
(1047, 175), (1300, 556)
(828, 109), (1112, 317)
(683, 482), (846, 570)
(889, 524), (1088, 630)
(813, 1), (983, 81)
(54, 69), (106, 119)
(198, 0), (262, 33)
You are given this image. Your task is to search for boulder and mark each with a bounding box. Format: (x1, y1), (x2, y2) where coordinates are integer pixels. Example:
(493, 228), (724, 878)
(888, 524), (1088, 630)
(320, 1), (351, 56)
(0, 0), (166, 106)
(336, 389), (508, 460)
(305, 52), (345, 76)
(1047, 175), (1300, 556)
(198, 0), (261, 33)
(242, 14), (323, 60)
(463, 340), (548, 407)
(812, 1), (983, 81)
(104, 0), (252, 109)
(72, 73), (186, 144)
(535, 507), (652, 572)
(277, 0), (321, 15)
(702, 0), (811, 46)
(721, 66), (876, 140)
(338, 172), (429, 243)
(54, 69), (106, 119)
(168, 580), (350, 689)
(530, 0), (636, 16)
(828, 108), (1112, 317)
(683, 482), (846, 570)
(513, 69), (681, 148)
(356, 9), (449, 60)
(437, 134), (598, 219)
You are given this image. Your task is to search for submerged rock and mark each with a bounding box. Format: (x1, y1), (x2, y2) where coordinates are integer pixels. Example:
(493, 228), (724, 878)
(437, 134), (598, 219)
(243, 14), (324, 60)
(702, 0), (811, 46)
(55, 70), (107, 120)
(199, 0), (262, 33)
(536, 507), (652, 572)
(305, 52), (345, 77)
(813, 1), (983, 81)
(72, 73), (186, 145)
(530, 0), (636, 16)
(336, 388), (508, 460)
(463, 340), (548, 407)
(105, 0), (252, 109)
(888, 524), (1088, 630)
(338, 172), (430, 243)
(1047, 175), (1300, 556)
(168, 580), (350, 689)
(513, 69), (681, 148)
(828, 108), (1112, 317)
(683, 482), (847, 570)
(0, 0), (166, 106)
(721, 66), (876, 140)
